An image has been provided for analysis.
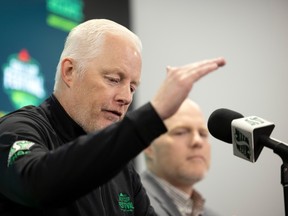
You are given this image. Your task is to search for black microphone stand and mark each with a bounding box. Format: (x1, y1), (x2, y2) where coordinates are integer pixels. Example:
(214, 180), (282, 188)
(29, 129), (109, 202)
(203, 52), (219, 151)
(260, 136), (288, 216)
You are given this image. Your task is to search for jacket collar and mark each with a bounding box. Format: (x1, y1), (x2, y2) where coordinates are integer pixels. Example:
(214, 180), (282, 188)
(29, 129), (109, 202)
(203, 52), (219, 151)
(40, 94), (86, 143)
(142, 170), (182, 216)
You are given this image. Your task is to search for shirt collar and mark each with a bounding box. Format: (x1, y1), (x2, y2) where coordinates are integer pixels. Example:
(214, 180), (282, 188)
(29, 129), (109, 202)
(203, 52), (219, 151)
(149, 171), (205, 216)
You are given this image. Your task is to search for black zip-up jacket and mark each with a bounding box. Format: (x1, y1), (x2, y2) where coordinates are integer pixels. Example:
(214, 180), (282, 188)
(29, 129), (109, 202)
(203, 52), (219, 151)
(0, 95), (166, 215)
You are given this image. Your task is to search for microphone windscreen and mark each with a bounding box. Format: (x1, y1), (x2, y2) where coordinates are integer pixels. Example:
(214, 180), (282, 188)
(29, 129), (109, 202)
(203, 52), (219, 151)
(207, 108), (244, 143)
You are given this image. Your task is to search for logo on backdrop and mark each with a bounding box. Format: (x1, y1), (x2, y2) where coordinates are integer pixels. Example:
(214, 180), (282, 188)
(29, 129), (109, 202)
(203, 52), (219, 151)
(2, 49), (46, 109)
(46, 0), (84, 32)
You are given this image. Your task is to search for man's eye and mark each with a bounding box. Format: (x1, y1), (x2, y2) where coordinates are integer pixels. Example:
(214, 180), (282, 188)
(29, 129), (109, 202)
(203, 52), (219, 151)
(200, 131), (209, 138)
(130, 86), (136, 93)
(107, 77), (119, 83)
(174, 131), (185, 136)
(171, 130), (188, 136)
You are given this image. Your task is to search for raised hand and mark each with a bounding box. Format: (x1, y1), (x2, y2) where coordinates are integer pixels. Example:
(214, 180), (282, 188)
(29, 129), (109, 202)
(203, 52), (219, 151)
(151, 57), (226, 120)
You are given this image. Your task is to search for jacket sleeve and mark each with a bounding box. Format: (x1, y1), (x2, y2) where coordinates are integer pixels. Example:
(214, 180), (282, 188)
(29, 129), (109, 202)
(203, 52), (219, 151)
(0, 103), (167, 208)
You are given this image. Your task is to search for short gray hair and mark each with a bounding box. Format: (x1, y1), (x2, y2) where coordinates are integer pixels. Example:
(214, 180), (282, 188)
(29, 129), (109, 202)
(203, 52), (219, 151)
(53, 19), (142, 91)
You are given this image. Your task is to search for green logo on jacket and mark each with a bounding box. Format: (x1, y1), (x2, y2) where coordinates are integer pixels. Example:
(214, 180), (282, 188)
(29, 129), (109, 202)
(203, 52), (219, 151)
(118, 193), (134, 212)
(8, 140), (34, 167)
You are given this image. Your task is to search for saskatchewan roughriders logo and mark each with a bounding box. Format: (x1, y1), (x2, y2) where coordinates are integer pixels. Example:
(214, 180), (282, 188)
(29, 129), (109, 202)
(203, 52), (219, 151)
(8, 140), (35, 167)
(118, 193), (134, 212)
(234, 129), (251, 160)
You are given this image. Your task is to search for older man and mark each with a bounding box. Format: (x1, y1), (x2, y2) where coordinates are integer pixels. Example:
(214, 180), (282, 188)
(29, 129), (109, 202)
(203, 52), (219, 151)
(0, 19), (225, 215)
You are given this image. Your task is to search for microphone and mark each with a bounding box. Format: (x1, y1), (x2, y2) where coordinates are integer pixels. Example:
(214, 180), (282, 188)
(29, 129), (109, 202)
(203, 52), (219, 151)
(208, 109), (288, 215)
(208, 108), (275, 162)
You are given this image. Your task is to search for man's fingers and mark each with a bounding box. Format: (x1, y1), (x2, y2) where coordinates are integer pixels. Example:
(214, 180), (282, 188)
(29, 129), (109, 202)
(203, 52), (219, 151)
(215, 57), (226, 67)
(187, 62), (219, 82)
(154, 57), (226, 120)
(168, 57), (226, 72)
(167, 57), (225, 83)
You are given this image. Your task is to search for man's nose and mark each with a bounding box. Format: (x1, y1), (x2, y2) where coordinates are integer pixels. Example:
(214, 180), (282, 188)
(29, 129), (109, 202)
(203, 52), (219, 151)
(116, 85), (133, 106)
(189, 132), (204, 148)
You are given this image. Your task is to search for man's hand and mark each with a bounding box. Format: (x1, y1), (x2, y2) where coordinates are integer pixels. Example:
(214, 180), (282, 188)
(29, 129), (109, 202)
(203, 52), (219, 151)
(151, 57), (226, 120)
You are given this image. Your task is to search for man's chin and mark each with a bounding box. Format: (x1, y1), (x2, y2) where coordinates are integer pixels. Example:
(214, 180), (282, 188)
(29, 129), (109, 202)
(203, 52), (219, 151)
(84, 118), (120, 133)
(99, 119), (119, 129)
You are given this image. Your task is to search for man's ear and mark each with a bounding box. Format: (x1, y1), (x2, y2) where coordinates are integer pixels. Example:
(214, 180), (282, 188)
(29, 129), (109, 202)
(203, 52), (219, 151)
(61, 58), (75, 87)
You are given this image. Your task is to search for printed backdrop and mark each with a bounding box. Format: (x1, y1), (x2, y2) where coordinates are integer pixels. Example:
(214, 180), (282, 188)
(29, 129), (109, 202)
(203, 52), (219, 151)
(0, 0), (131, 117)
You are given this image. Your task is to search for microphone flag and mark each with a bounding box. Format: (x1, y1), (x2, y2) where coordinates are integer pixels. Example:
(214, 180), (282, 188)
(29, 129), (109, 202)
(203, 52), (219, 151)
(231, 116), (275, 162)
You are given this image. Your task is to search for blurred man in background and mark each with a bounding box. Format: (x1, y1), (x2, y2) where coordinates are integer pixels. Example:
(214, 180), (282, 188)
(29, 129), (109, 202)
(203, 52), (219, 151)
(141, 99), (220, 216)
